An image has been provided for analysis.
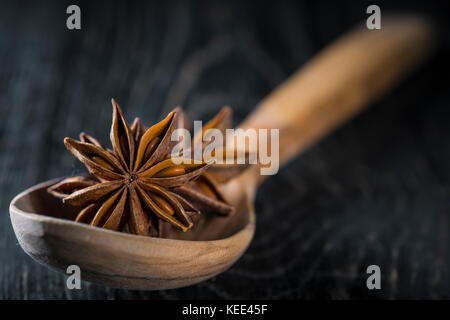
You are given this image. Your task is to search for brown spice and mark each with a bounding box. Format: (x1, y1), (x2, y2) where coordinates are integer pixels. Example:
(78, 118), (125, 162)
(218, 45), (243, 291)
(48, 100), (249, 238)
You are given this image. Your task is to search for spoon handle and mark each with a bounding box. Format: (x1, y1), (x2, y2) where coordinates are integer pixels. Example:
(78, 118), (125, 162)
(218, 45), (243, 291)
(239, 15), (434, 177)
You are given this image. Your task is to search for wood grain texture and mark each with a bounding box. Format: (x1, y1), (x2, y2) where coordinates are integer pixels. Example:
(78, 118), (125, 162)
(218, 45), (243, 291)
(1, 0), (450, 299)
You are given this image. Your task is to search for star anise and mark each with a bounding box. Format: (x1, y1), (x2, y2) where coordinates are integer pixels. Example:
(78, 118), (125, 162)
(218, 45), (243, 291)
(126, 107), (238, 217)
(171, 106), (250, 216)
(48, 99), (211, 237)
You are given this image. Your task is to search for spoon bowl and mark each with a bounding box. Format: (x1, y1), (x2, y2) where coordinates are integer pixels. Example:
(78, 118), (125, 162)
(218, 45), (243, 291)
(10, 16), (433, 290)
(10, 177), (255, 290)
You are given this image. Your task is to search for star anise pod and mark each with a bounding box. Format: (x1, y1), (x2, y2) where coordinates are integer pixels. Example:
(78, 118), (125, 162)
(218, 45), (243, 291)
(171, 106), (251, 216)
(48, 99), (210, 237)
(125, 107), (237, 217)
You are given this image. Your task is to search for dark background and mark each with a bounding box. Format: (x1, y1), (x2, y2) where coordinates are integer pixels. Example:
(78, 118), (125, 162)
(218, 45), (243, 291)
(1, 0), (450, 299)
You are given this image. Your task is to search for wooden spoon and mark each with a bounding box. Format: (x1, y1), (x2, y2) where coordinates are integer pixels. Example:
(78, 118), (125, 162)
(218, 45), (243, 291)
(10, 16), (434, 290)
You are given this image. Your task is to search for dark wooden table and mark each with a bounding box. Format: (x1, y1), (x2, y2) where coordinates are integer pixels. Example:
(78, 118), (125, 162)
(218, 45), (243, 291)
(1, 0), (450, 299)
